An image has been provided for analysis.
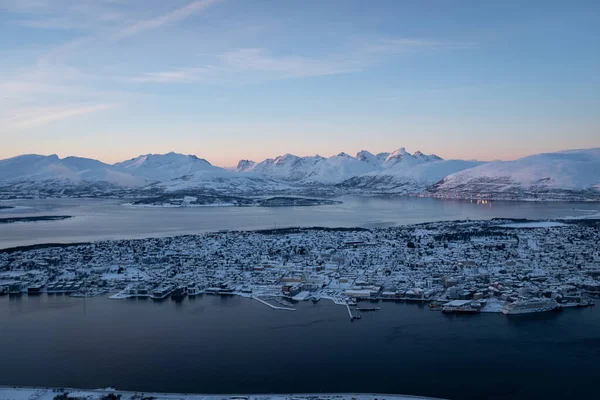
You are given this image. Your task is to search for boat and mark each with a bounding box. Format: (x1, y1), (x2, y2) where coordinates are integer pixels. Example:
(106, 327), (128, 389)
(356, 306), (381, 311)
(502, 298), (559, 315)
(560, 299), (596, 308)
(441, 300), (480, 314)
(442, 305), (479, 314)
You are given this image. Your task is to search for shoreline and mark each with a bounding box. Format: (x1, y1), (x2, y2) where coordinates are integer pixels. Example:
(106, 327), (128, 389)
(1, 216), (599, 251)
(0, 215), (72, 224)
(0, 386), (447, 400)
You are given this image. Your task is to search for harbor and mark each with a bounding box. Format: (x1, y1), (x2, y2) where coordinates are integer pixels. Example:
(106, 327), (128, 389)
(2, 294), (600, 400)
(1, 218), (598, 322)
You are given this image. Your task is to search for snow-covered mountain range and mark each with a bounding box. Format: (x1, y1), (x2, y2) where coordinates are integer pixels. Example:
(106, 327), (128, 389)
(427, 148), (600, 200)
(1, 148), (599, 200)
(0, 154), (143, 191)
(236, 148), (444, 184)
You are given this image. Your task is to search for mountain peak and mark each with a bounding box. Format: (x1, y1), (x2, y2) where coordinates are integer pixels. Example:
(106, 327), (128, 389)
(414, 150), (443, 162)
(385, 147), (411, 164)
(236, 159), (256, 172)
(392, 147), (408, 155)
(274, 153), (300, 165)
(357, 150), (375, 160)
(113, 152), (219, 181)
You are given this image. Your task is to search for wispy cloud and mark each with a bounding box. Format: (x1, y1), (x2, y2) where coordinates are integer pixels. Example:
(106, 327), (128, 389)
(362, 38), (448, 53)
(35, 0), (223, 66)
(112, 0), (222, 40)
(134, 38), (457, 84)
(1, 1), (223, 130)
(220, 48), (359, 77)
(2, 0), (128, 31)
(135, 48), (360, 84)
(2, 103), (118, 129)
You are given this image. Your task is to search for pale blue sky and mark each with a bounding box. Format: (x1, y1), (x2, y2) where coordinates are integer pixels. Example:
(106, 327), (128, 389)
(1, 0), (599, 166)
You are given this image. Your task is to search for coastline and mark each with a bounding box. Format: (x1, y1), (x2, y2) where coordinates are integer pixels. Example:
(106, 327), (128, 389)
(0, 386), (447, 400)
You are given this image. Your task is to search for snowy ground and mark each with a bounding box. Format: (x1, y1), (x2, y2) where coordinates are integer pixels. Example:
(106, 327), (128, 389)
(0, 387), (446, 400)
(499, 221), (567, 228)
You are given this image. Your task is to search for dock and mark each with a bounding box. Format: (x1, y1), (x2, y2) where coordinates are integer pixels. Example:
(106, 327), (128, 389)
(252, 295), (296, 311)
(356, 306), (381, 311)
(346, 302), (361, 320)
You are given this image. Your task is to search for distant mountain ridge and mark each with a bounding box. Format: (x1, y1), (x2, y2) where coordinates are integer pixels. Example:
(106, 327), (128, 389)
(0, 154), (143, 188)
(236, 148), (444, 184)
(426, 148), (600, 200)
(0, 148), (599, 201)
(114, 152), (229, 181)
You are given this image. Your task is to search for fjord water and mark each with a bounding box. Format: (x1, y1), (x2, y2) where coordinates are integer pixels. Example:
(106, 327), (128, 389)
(1, 196), (600, 248)
(1, 294), (599, 400)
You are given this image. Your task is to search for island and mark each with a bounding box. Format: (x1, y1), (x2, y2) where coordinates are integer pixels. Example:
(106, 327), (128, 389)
(130, 195), (341, 207)
(1, 218), (598, 318)
(0, 216), (72, 224)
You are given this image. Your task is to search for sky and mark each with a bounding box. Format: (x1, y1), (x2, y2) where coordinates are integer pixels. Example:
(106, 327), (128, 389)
(0, 0), (599, 167)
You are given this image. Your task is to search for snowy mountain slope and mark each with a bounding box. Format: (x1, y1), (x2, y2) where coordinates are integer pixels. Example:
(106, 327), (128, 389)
(114, 152), (231, 181)
(302, 152), (380, 184)
(237, 148), (443, 184)
(384, 147), (418, 167)
(236, 159), (256, 172)
(113, 152), (289, 194)
(356, 150), (381, 165)
(339, 159), (484, 193)
(427, 148), (600, 200)
(1, 148), (598, 200)
(236, 153), (328, 181)
(0, 154), (143, 188)
(152, 173), (291, 194)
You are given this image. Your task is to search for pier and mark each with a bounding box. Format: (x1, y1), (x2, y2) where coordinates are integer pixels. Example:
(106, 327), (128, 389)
(252, 295), (296, 311)
(346, 302), (361, 320)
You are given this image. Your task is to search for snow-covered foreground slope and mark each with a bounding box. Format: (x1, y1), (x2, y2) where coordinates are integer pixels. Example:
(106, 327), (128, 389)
(0, 387), (445, 400)
(427, 148), (600, 200)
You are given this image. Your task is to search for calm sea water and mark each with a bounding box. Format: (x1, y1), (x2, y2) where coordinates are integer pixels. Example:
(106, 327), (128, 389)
(1, 295), (599, 400)
(2, 197), (600, 399)
(1, 196), (599, 248)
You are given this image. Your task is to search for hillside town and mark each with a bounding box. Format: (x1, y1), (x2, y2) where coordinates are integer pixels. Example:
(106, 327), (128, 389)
(1, 219), (598, 317)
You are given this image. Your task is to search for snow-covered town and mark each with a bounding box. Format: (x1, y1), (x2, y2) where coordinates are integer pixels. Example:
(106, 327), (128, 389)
(1, 219), (598, 318)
